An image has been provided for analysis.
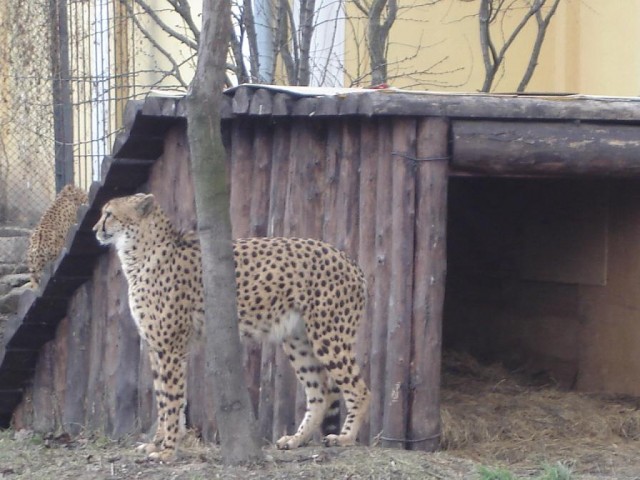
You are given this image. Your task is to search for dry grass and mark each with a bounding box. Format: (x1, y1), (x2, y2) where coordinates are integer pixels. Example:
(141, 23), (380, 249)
(440, 351), (640, 478)
(0, 430), (478, 479)
(3, 352), (640, 478)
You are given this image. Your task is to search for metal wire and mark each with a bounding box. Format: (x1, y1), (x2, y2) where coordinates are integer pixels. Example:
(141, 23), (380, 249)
(0, 0), (194, 268)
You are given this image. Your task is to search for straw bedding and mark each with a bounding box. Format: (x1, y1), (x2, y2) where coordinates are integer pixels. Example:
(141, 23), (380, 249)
(439, 351), (640, 476)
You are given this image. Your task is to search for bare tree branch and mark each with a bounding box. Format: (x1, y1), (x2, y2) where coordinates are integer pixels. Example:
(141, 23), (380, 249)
(242, 0), (260, 82)
(479, 0), (552, 92)
(297, 0), (316, 86)
(166, 0), (201, 43)
(129, 0), (198, 50)
(517, 0), (561, 91)
(367, 0), (398, 85)
(119, 0), (190, 88)
(276, 0), (297, 84)
(229, 8), (251, 84)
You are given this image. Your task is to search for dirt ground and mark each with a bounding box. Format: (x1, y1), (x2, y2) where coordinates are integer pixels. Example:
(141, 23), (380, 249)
(3, 354), (640, 479)
(0, 431), (479, 479)
(0, 427), (639, 480)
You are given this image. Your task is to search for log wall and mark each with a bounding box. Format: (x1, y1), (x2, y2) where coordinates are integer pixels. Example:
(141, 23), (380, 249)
(12, 115), (448, 450)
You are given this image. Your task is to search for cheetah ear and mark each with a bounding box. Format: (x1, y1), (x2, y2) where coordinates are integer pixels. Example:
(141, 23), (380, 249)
(134, 194), (156, 218)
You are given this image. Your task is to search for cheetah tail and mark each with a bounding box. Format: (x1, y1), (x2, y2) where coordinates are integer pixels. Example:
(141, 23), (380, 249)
(321, 395), (341, 436)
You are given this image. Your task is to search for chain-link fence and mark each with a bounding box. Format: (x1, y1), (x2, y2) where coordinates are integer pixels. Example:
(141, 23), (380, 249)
(0, 0), (196, 271)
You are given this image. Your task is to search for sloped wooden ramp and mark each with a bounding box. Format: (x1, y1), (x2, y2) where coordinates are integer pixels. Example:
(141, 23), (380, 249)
(0, 96), (187, 428)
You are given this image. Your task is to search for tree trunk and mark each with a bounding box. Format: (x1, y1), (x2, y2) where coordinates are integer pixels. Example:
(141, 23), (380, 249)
(186, 0), (263, 465)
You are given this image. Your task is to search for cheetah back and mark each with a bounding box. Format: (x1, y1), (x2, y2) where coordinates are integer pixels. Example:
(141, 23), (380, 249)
(27, 184), (88, 286)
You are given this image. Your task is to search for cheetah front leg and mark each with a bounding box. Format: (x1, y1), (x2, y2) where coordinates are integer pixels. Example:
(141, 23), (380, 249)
(275, 336), (330, 450)
(147, 352), (187, 462)
(135, 348), (168, 456)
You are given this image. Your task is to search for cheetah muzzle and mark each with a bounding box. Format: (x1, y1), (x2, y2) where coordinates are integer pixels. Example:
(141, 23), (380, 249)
(93, 193), (371, 461)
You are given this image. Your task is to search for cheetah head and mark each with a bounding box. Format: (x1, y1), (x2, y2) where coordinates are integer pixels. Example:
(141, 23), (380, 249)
(93, 193), (156, 247)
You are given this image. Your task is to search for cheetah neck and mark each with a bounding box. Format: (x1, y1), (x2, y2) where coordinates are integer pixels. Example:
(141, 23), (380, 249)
(115, 209), (178, 285)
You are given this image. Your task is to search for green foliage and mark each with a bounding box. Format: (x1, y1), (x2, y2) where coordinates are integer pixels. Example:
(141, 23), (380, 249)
(477, 466), (518, 480)
(536, 462), (573, 480)
(477, 462), (573, 480)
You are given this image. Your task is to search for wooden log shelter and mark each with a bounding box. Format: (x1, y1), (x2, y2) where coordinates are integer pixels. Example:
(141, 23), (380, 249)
(1, 85), (640, 451)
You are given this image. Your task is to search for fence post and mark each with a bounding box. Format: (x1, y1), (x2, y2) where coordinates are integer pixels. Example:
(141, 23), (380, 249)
(50, 0), (74, 191)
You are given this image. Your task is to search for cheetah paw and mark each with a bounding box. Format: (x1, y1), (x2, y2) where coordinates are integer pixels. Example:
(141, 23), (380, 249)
(135, 442), (159, 454)
(275, 435), (304, 450)
(148, 449), (176, 463)
(322, 434), (356, 447)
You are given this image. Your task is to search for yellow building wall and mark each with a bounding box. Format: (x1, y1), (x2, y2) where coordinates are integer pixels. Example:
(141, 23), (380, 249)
(345, 0), (640, 96)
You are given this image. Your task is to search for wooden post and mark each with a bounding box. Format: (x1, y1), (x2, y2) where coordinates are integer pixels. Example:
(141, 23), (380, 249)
(286, 119), (328, 427)
(334, 121), (361, 257)
(86, 256), (109, 432)
(409, 117), (449, 451)
(321, 121), (341, 243)
(229, 118), (255, 238)
(322, 119), (360, 251)
(241, 123), (274, 421)
(61, 284), (91, 435)
(271, 120), (299, 442)
(248, 125), (273, 238)
(369, 119), (393, 443)
(382, 118), (417, 449)
(356, 119), (379, 443)
(261, 121), (291, 443)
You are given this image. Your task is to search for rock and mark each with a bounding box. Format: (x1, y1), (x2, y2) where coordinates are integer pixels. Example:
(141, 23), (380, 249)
(0, 226), (31, 238)
(0, 237), (28, 265)
(0, 264), (28, 276)
(0, 285), (32, 314)
(0, 273), (30, 293)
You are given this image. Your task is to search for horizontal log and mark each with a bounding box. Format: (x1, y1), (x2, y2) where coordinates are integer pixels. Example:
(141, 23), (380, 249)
(222, 86), (640, 122)
(451, 121), (640, 177)
(358, 91), (640, 122)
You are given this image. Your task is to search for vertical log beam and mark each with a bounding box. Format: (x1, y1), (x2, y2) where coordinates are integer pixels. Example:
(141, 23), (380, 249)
(334, 121), (361, 256)
(381, 118), (417, 448)
(271, 119), (308, 441)
(86, 256), (109, 432)
(409, 118), (449, 451)
(62, 284), (91, 435)
(249, 125), (273, 238)
(229, 119), (255, 238)
(355, 119), (378, 443)
(286, 120), (328, 427)
(369, 119), (393, 442)
(260, 121), (291, 442)
(321, 122), (341, 243)
(241, 123), (274, 421)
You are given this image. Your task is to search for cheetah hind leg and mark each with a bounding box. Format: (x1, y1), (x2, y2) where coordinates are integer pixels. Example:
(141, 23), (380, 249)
(275, 336), (330, 450)
(322, 355), (371, 447)
(321, 378), (341, 437)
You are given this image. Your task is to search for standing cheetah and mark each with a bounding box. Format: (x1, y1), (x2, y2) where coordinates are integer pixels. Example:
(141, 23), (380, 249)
(93, 193), (370, 460)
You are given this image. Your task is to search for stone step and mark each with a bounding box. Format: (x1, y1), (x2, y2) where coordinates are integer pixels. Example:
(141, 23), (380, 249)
(0, 285), (32, 315)
(0, 264), (28, 277)
(0, 274), (30, 296)
(0, 227), (31, 238)
(0, 237), (29, 265)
